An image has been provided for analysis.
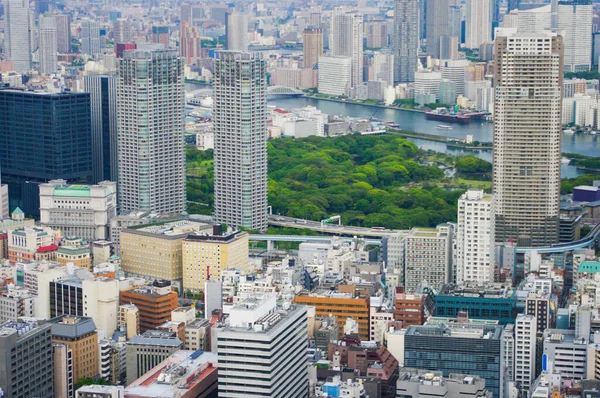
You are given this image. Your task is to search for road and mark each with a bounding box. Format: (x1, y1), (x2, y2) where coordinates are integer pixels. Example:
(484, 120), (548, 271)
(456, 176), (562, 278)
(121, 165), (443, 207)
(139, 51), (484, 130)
(267, 215), (409, 237)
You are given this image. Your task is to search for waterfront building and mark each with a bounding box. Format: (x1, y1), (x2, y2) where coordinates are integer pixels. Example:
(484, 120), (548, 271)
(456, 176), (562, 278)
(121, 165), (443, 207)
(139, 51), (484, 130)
(4, 0), (31, 72)
(318, 56), (352, 96)
(414, 70), (442, 100)
(557, 0), (592, 73)
(393, 0), (419, 82)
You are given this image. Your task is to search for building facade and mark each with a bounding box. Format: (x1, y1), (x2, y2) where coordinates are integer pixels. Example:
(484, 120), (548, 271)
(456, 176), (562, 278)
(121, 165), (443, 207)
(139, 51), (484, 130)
(125, 330), (183, 385)
(81, 20), (101, 58)
(55, 14), (71, 53)
(557, 0), (592, 73)
(226, 12), (249, 52)
(39, 14), (58, 74)
(393, 0), (419, 82)
(465, 0), (492, 49)
(318, 56), (352, 96)
(404, 225), (453, 292)
(303, 28), (324, 68)
(331, 10), (363, 88)
(4, 0), (31, 72)
(119, 281), (178, 332)
(50, 316), (99, 382)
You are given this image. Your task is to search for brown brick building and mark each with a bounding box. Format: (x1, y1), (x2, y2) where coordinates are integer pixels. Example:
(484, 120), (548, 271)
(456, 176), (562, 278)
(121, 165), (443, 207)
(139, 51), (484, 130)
(120, 280), (178, 332)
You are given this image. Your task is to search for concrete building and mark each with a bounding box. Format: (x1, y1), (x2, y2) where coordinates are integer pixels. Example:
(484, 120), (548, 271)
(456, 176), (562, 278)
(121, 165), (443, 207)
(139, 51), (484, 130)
(118, 304), (140, 339)
(184, 318), (210, 351)
(439, 80), (457, 106)
(515, 313), (537, 390)
(465, 0), (492, 49)
(213, 52), (268, 232)
(109, 211), (181, 253)
(4, 0), (31, 72)
(414, 70), (442, 100)
(304, 28), (323, 68)
(456, 190), (496, 285)
(557, 0), (592, 73)
(397, 369), (492, 397)
(180, 23), (202, 64)
(440, 59), (468, 96)
(54, 342), (74, 398)
(226, 12), (248, 51)
(50, 316), (99, 382)
(373, 52), (394, 87)
(117, 49), (185, 214)
(493, 31), (563, 247)
(331, 9), (363, 88)
(318, 56), (352, 96)
(125, 330), (183, 385)
(8, 226), (57, 264)
(39, 14), (58, 75)
(404, 225), (453, 292)
(393, 0), (419, 82)
(39, 180), (116, 241)
(395, 290), (427, 327)
(55, 14), (71, 53)
(440, 35), (460, 60)
(113, 18), (133, 45)
(0, 318), (53, 397)
(0, 287), (35, 322)
(119, 281), (178, 332)
(542, 329), (587, 379)
(217, 295), (308, 397)
(425, 0), (449, 58)
(84, 74), (118, 183)
(365, 21), (387, 49)
(77, 385), (124, 398)
(81, 20), (101, 58)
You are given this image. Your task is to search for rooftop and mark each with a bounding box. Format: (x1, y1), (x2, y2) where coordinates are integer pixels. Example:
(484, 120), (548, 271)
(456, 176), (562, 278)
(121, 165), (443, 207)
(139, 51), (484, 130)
(49, 316), (97, 338)
(405, 324), (503, 340)
(438, 283), (515, 299)
(128, 330), (183, 347)
(578, 261), (600, 273)
(0, 318), (49, 340)
(126, 220), (211, 238)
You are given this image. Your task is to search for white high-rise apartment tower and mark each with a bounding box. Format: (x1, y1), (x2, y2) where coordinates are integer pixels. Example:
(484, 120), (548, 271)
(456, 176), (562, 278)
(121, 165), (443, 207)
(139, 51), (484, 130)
(557, 0), (592, 73)
(493, 31), (563, 247)
(456, 189), (496, 285)
(116, 49), (185, 214)
(213, 52), (268, 232)
(331, 9), (364, 88)
(465, 0), (492, 49)
(393, 0), (419, 82)
(39, 14), (58, 75)
(514, 314), (537, 390)
(81, 20), (101, 58)
(5, 0), (31, 72)
(226, 12), (249, 51)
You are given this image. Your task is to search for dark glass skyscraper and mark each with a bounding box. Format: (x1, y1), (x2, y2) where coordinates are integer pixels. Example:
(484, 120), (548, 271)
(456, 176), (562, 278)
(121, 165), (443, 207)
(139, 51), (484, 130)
(0, 88), (92, 216)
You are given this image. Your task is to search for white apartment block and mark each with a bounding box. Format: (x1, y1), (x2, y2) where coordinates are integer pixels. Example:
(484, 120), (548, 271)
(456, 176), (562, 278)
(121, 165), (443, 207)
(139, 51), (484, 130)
(493, 31), (563, 247)
(404, 224), (452, 292)
(117, 49), (186, 215)
(217, 295), (308, 397)
(515, 314), (537, 390)
(318, 56), (352, 96)
(456, 190), (495, 285)
(465, 0), (492, 49)
(39, 179), (117, 241)
(414, 70), (442, 99)
(562, 93), (600, 128)
(558, 0), (593, 73)
(330, 10), (363, 88)
(440, 59), (468, 96)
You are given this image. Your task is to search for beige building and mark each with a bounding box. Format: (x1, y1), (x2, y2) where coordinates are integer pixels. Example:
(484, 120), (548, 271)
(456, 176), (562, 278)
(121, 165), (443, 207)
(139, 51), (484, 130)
(120, 220), (211, 283)
(303, 28), (323, 68)
(50, 316), (100, 381)
(53, 343), (74, 398)
(185, 318), (210, 351)
(182, 229), (249, 292)
(118, 304), (140, 339)
(56, 246), (92, 269)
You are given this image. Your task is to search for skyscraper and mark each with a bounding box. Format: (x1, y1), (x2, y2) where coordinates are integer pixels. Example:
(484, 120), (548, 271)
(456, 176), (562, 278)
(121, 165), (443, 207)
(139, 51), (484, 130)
(113, 18), (133, 44)
(55, 13), (71, 53)
(180, 22), (202, 64)
(331, 10), (363, 88)
(466, 0), (492, 49)
(116, 49), (185, 214)
(84, 74), (118, 183)
(493, 31), (563, 247)
(39, 14), (58, 75)
(303, 28), (324, 68)
(81, 20), (101, 58)
(4, 0), (31, 72)
(213, 52), (268, 232)
(557, 0), (593, 73)
(426, 0), (449, 58)
(226, 12), (249, 51)
(394, 0), (419, 82)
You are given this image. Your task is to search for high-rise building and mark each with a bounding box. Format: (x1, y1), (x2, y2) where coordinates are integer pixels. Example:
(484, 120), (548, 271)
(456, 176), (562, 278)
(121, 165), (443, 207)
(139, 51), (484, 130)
(365, 21), (388, 49)
(303, 28), (324, 68)
(557, 0), (593, 73)
(514, 314), (537, 390)
(404, 225), (453, 292)
(0, 88), (92, 217)
(318, 56), (352, 96)
(39, 14), (58, 75)
(226, 12), (249, 51)
(466, 0), (492, 49)
(116, 49), (185, 214)
(440, 35), (460, 60)
(440, 59), (468, 95)
(0, 319), (54, 397)
(456, 190), (496, 285)
(50, 316), (100, 382)
(426, 0), (450, 58)
(394, 0), (419, 82)
(81, 20), (101, 58)
(180, 22), (202, 64)
(112, 18), (133, 44)
(4, 0), (31, 72)
(213, 52), (268, 231)
(493, 32), (563, 247)
(331, 10), (363, 88)
(373, 51), (395, 87)
(448, 5), (462, 39)
(55, 13), (71, 53)
(217, 295), (308, 397)
(84, 74), (118, 183)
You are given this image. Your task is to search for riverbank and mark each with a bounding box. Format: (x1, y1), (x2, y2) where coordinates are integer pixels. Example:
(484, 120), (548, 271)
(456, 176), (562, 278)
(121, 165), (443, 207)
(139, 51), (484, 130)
(304, 94), (427, 114)
(387, 128), (493, 151)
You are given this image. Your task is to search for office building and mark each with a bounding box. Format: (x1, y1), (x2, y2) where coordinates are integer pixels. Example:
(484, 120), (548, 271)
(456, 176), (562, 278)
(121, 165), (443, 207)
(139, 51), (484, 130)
(0, 89), (92, 217)
(373, 51), (395, 87)
(303, 28), (323, 68)
(526, 294), (551, 333)
(213, 52), (268, 231)
(81, 20), (101, 58)
(182, 228), (249, 292)
(318, 56), (352, 96)
(84, 74), (118, 183)
(426, 0), (449, 58)
(54, 343), (74, 398)
(50, 316), (99, 381)
(119, 281), (178, 332)
(515, 314), (537, 390)
(55, 13), (71, 53)
(184, 318), (210, 351)
(456, 190), (496, 285)
(493, 32), (563, 247)
(4, 0), (31, 72)
(404, 225), (453, 292)
(112, 18), (133, 44)
(125, 330), (183, 384)
(180, 23), (202, 64)
(542, 329), (587, 379)
(394, 290), (427, 327)
(151, 26), (169, 48)
(403, 323), (504, 397)
(394, 0), (419, 82)
(440, 59), (468, 96)
(439, 80), (457, 105)
(39, 180), (116, 241)
(39, 14), (58, 75)
(0, 287), (35, 322)
(414, 69), (442, 100)
(77, 385), (124, 398)
(117, 49), (185, 214)
(226, 12), (248, 51)
(466, 0), (492, 49)
(0, 319), (53, 398)
(365, 21), (387, 49)
(331, 10), (363, 88)
(557, 0), (593, 73)
(397, 369), (492, 398)
(448, 5), (462, 39)
(217, 295), (308, 397)
(440, 35), (460, 60)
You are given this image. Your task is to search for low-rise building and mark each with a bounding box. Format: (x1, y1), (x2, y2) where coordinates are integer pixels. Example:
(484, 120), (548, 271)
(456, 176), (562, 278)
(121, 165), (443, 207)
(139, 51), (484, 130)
(125, 330), (183, 385)
(185, 318), (210, 351)
(0, 287), (35, 322)
(56, 245), (92, 269)
(119, 280), (178, 332)
(397, 369), (492, 397)
(8, 226), (57, 263)
(76, 385), (124, 398)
